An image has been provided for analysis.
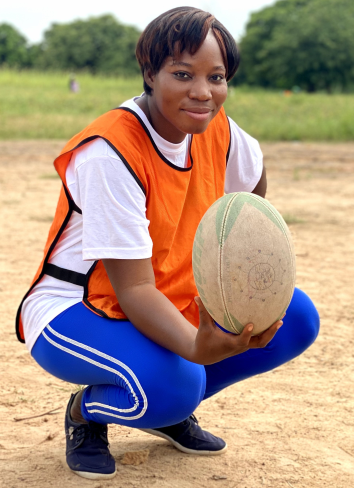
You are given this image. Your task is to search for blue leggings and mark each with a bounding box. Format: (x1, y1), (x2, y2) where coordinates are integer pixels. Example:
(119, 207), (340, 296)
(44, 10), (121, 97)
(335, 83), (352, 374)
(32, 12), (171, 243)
(32, 288), (319, 429)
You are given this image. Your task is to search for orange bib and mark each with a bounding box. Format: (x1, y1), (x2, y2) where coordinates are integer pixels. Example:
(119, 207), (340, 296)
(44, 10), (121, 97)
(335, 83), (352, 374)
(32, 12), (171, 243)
(16, 107), (230, 342)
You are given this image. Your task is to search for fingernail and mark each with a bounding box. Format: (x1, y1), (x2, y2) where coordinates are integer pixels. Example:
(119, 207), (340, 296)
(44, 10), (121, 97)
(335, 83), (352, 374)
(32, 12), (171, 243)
(277, 321), (283, 330)
(248, 325), (254, 332)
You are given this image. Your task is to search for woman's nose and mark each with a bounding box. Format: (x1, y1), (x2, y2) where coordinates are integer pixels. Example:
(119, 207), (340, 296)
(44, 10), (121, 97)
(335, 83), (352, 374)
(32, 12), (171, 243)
(188, 78), (212, 100)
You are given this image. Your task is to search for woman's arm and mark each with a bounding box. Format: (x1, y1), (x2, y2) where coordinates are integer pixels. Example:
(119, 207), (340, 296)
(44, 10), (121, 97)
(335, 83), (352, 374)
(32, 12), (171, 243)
(103, 258), (282, 365)
(104, 257), (196, 357)
(251, 165), (267, 198)
(224, 117), (265, 196)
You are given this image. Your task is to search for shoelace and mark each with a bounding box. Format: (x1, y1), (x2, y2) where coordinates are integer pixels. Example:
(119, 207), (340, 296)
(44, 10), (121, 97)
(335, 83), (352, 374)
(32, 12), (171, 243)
(179, 414), (199, 432)
(189, 414), (199, 425)
(74, 422), (109, 444)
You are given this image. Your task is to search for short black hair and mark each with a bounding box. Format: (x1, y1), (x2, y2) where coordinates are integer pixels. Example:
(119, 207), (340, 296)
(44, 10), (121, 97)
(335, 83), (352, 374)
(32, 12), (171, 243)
(136, 7), (240, 95)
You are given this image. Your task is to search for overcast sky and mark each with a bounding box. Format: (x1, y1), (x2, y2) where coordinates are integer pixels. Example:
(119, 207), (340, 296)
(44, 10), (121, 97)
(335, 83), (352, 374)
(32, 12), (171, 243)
(1, 0), (276, 44)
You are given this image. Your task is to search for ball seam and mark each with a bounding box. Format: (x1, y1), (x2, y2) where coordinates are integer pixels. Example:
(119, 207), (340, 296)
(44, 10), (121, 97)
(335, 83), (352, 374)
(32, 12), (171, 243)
(219, 193), (240, 334)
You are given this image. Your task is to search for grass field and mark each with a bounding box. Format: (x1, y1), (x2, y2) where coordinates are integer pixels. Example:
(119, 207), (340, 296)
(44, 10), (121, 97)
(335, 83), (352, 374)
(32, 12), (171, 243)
(1, 69), (353, 140)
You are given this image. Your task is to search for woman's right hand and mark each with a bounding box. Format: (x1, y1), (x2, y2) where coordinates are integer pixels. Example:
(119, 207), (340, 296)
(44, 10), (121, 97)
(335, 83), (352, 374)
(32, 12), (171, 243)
(190, 297), (283, 365)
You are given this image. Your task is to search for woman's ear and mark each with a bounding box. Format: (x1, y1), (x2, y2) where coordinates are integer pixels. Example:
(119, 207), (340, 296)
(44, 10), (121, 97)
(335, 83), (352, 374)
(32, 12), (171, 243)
(143, 69), (155, 93)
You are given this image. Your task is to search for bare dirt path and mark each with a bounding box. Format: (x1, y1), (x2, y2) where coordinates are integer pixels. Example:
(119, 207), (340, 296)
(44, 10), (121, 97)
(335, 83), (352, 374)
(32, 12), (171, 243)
(1, 141), (353, 488)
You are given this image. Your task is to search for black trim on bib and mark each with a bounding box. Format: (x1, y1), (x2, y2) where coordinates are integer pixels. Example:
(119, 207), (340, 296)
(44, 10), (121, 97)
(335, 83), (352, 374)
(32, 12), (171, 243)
(226, 116), (231, 165)
(82, 261), (110, 318)
(43, 263), (86, 287)
(63, 184), (82, 214)
(117, 107), (194, 172)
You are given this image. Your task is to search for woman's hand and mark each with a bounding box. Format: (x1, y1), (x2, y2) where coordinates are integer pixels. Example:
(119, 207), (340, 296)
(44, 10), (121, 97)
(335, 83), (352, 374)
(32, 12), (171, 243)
(190, 297), (283, 365)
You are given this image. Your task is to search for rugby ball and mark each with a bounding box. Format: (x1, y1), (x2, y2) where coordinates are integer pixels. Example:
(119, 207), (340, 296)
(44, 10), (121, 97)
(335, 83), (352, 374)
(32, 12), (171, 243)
(192, 192), (296, 335)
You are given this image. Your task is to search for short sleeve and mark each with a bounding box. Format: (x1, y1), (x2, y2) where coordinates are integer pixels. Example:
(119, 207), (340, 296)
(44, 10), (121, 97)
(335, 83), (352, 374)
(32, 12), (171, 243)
(224, 117), (263, 194)
(68, 138), (153, 261)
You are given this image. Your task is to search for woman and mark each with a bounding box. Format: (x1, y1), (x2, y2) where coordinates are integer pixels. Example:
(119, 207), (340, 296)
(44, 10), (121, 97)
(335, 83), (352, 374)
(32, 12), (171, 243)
(16, 7), (319, 481)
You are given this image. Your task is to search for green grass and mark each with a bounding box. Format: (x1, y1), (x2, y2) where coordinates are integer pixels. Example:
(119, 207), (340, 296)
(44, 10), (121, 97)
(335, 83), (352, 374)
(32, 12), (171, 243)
(1, 69), (354, 140)
(226, 87), (354, 141)
(0, 70), (142, 139)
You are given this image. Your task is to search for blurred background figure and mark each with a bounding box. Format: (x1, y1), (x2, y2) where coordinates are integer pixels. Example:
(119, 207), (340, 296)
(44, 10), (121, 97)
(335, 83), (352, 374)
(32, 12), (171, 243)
(69, 74), (79, 93)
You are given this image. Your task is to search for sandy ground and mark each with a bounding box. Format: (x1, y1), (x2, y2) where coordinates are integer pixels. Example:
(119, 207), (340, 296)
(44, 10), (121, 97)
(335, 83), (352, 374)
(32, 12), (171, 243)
(0, 141), (353, 488)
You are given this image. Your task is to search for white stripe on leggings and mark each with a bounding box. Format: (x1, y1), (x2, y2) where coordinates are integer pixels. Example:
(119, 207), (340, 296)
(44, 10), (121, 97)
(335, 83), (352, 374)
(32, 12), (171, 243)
(85, 401), (138, 413)
(85, 408), (147, 420)
(42, 328), (147, 420)
(46, 324), (147, 411)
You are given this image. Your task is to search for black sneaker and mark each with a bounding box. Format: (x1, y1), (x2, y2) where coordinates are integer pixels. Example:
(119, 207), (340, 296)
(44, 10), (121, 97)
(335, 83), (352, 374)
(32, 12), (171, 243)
(141, 414), (227, 455)
(65, 393), (116, 479)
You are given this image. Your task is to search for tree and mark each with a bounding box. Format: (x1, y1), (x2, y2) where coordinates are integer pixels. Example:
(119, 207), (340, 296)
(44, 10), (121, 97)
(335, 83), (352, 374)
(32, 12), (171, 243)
(237, 0), (354, 92)
(37, 15), (141, 76)
(0, 23), (28, 67)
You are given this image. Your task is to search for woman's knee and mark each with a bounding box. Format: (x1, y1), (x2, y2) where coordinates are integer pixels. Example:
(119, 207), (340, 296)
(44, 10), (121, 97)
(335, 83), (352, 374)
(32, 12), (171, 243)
(145, 359), (206, 427)
(286, 287), (320, 352)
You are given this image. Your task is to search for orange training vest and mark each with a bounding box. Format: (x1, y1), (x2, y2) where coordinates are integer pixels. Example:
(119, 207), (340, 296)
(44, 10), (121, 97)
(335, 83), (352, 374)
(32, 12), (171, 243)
(16, 107), (231, 343)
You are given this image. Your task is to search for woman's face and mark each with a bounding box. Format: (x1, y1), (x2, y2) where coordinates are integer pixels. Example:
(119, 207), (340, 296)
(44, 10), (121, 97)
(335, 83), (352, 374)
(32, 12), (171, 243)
(145, 31), (228, 144)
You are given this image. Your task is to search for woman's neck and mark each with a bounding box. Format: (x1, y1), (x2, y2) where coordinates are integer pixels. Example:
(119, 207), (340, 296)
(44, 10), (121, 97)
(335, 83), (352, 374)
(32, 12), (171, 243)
(135, 94), (186, 144)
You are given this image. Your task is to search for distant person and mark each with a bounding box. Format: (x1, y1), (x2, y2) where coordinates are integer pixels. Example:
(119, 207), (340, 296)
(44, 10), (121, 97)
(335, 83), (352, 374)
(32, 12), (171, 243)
(16, 7), (319, 481)
(69, 75), (79, 93)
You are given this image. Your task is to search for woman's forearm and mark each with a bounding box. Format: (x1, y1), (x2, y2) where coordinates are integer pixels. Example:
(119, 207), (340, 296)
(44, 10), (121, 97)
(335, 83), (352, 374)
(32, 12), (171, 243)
(103, 258), (197, 361)
(119, 282), (197, 360)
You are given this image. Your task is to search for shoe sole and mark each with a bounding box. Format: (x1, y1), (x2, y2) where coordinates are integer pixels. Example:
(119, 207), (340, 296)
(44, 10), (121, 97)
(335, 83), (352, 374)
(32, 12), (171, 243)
(71, 469), (117, 480)
(140, 428), (228, 456)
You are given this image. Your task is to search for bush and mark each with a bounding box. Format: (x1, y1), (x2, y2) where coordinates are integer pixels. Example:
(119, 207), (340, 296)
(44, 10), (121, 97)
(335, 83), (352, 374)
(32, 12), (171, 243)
(0, 23), (29, 68)
(237, 0), (354, 92)
(36, 15), (141, 76)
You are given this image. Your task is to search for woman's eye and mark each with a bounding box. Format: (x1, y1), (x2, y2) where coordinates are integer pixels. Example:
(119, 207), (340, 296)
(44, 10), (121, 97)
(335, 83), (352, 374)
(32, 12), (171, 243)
(174, 72), (190, 79)
(211, 74), (224, 82)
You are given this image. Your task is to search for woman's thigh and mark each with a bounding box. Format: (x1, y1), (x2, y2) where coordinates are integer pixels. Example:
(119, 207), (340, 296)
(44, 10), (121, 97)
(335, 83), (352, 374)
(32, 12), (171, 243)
(204, 288), (320, 399)
(31, 302), (206, 428)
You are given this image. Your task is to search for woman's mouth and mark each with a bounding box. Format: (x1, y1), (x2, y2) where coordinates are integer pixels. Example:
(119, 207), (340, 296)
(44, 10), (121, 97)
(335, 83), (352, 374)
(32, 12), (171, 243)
(182, 110), (211, 121)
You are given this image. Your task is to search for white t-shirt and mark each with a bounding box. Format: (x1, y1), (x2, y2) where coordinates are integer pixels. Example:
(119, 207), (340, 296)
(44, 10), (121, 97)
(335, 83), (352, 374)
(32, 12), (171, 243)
(22, 97), (263, 352)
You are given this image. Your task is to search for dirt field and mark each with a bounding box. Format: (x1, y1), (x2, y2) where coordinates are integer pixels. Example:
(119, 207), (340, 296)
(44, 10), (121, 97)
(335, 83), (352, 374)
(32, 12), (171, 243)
(1, 141), (353, 488)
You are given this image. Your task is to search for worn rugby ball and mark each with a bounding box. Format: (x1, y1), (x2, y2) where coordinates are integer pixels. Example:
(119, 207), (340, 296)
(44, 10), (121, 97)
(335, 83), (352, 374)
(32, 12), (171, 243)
(192, 192), (296, 335)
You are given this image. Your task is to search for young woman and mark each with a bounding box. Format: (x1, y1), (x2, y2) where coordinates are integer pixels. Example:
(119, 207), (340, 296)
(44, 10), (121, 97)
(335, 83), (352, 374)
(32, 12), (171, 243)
(16, 7), (319, 481)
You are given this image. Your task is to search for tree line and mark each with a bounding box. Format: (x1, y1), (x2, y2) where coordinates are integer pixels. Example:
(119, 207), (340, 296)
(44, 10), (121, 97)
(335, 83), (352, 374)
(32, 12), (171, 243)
(1, 0), (354, 92)
(0, 15), (141, 76)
